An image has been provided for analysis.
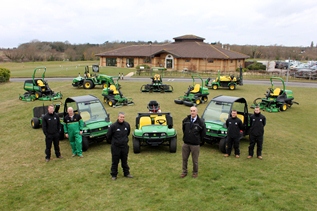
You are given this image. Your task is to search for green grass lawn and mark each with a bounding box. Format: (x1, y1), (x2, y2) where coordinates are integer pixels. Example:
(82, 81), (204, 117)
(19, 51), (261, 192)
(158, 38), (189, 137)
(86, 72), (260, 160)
(0, 66), (317, 210)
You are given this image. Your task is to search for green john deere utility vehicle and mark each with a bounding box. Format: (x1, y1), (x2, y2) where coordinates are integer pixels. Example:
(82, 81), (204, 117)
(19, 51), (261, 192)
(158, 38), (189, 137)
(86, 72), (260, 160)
(140, 67), (173, 92)
(250, 77), (299, 112)
(174, 74), (209, 106)
(202, 95), (251, 153)
(205, 67), (243, 90)
(19, 67), (63, 102)
(132, 112), (177, 153)
(102, 83), (134, 107)
(72, 65), (120, 89)
(30, 95), (112, 151)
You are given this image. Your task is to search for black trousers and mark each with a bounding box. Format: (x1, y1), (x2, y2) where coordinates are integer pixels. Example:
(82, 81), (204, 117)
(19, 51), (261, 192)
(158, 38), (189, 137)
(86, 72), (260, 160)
(226, 136), (240, 156)
(111, 144), (130, 177)
(248, 135), (264, 156)
(45, 134), (61, 159)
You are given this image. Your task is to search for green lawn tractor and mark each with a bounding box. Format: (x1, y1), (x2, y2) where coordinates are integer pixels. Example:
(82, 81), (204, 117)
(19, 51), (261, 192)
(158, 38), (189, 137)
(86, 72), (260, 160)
(174, 74), (209, 106)
(250, 77), (299, 112)
(205, 67), (243, 90)
(132, 112), (177, 153)
(102, 84), (134, 107)
(140, 69), (173, 92)
(30, 95), (112, 151)
(72, 65), (120, 89)
(202, 95), (251, 153)
(19, 67), (63, 102)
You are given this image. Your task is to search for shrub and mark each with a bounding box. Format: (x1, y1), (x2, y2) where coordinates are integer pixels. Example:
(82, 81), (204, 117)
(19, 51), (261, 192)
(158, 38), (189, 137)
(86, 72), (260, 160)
(236, 67), (248, 72)
(0, 67), (10, 82)
(136, 64), (150, 70)
(247, 62), (266, 70)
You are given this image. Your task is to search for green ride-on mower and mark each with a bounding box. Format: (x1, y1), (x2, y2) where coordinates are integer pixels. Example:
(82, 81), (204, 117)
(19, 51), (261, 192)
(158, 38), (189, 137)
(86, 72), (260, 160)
(102, 84), (134, 107)
(19, 67), (63, 102)
(72, 65), (120, 89)
(30, 95), (112, 151)
(205, 67), (243, 90)
(202, 95), (251, 153)
(140, 70), (173, 93)
(250, 77), (299, 112)
(132, 101), (177, 153)
(174, 74), (209, 106)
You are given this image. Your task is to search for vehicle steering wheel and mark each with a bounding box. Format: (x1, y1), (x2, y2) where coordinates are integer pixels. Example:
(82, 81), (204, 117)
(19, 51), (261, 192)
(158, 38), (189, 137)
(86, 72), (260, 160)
(156, 119), (166, 125)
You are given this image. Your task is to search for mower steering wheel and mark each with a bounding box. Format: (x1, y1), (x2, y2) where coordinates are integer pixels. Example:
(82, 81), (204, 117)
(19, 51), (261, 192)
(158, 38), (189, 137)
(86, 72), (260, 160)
(156, 119), (166, 125)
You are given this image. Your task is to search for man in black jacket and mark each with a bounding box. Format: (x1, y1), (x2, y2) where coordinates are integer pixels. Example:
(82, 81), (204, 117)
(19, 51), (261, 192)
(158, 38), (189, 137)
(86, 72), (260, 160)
(181, 106), (206, 178)
(248, 106), (266, 159)
(107, 112), (133, 180)
(42, 104), (62, 162)
(224, 110), (243, 158)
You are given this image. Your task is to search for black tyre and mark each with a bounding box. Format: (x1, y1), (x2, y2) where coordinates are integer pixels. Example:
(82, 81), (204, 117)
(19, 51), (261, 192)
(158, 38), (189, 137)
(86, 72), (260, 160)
(82, 136), (89, 152)
(219, 138), (227, 153)
(83, 80), (94, 89)
(174, 99), (184, 104)
(133, 137), (140, 153)
(169, 138), (177, 153)
(108, 100), (115, 107)
(280, 103), (287, 111)
(103, 97), (108, 104)
(31, 117), (40, 129)
(202, 96), (208, 102)
(229, 84), (236, 90)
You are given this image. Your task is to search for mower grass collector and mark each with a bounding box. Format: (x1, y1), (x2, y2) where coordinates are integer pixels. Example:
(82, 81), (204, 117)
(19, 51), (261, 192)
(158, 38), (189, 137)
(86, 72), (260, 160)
(72, 65), (120, 89)
(202, 95), (251, 153)
(132, 111), (177, 153)
(19, 67), (63, 102)
(250, 77), (299, 112)
(174, 74), (209, 106)
(30, 95), (112, 151)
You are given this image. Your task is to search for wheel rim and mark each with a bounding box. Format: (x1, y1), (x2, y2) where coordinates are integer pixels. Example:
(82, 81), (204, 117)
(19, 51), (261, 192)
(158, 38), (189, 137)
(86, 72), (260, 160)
(229, 85), (235, 90)
(282, 104), (287, 111)
(35, 93), (39, 98)
(202, 97), (208, 102)
(213, 85), (217, 90)
(103, 84), (108, 88)
(31, 121), (34, 127)
(85, 83), (90, 88)
(108, 101), (113, 107)
(196, 99), (200, 105)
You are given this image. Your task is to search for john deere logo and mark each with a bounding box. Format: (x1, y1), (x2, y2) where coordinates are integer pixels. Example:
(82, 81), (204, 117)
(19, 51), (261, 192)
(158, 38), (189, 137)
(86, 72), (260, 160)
(99, 128), (101, 131)
(154, 134), (156, 136)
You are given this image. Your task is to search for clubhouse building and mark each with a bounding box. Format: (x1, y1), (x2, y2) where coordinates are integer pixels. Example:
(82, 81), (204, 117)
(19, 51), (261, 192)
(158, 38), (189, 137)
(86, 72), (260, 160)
(96, 35), (249, 72)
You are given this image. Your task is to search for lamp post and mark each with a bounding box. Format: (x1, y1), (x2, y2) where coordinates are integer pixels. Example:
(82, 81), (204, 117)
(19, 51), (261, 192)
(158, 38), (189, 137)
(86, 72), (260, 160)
(148, 41), (152, 67)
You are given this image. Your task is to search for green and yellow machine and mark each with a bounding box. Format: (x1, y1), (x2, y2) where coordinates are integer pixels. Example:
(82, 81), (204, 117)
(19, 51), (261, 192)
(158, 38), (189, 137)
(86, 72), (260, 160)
(102, 82), (134, 107)
(205, 67), (243, 90)
(140, 67), (173, 93)
(250, 77), (299, 112)
(19, 67), (63, 102)
(174, 74), (209, 106)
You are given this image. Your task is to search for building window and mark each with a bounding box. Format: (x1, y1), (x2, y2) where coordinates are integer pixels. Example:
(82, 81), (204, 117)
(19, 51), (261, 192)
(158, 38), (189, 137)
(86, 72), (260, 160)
(106, 58), (117, 66)
(208, 59), (214, 63)
(231, 60), (233, 63)
(144, 58), (151, 63)
(185, 59), (191, 62)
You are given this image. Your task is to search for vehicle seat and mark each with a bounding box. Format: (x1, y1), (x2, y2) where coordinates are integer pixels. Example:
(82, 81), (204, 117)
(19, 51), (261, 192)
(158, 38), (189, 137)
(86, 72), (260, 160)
(219, 113), (228, 123)
(271, 88), (281, 96)
(154, 115), (166, 125)
(37, 80), (45, 87)
(109, 85), (119, 95)
(236, 114), (244, 124)
(190, 84), (200, 93)
(80, 111), (91, 122)
(139, 116), (152, 129)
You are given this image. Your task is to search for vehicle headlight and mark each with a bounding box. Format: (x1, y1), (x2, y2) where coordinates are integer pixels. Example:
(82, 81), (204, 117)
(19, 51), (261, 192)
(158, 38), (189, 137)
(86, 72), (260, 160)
(83, 130), (88, 133)
(161, 133), (166, 136)
(144, 133), (149, 136)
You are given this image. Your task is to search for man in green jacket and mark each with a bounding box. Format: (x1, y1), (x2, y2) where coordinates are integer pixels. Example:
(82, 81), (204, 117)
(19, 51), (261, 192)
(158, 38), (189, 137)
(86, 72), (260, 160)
(63, 107), (84, 158)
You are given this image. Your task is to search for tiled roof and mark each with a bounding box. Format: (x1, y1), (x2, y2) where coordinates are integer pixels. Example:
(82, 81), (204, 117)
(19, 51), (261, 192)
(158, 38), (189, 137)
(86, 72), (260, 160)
(96, 35), (249, 59)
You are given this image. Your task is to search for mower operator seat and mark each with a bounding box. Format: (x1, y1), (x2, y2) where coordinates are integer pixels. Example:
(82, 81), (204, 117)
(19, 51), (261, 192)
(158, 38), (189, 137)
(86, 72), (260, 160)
(190, 84), (201, 93)
(109, 85), (119, 95)
(139, 116), (152, 129)
(271, 88), (281, 96)
(37, 80), (45, 87)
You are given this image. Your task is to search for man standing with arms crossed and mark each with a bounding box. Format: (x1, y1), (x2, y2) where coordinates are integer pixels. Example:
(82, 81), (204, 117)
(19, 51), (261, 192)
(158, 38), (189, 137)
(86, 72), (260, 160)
(42, 104), (62, 162)
(181, 106), (206, 178)
(248, 106), (266, 159)
(107, 112), (133, 180)
(224, 110), (244, 158)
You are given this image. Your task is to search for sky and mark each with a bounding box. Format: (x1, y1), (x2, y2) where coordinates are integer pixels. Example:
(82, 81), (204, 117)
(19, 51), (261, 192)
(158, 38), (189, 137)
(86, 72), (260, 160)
(1, 0), (317, 48)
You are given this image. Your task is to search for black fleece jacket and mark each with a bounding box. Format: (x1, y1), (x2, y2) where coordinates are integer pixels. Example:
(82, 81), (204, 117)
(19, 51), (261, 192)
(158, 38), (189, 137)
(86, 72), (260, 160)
(250, 112), (266, 136)
(226, 116), (243, 138)
(42, 112), (61, 136)
(182, 115), (206, 145)
(107, 120), (131, 147)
